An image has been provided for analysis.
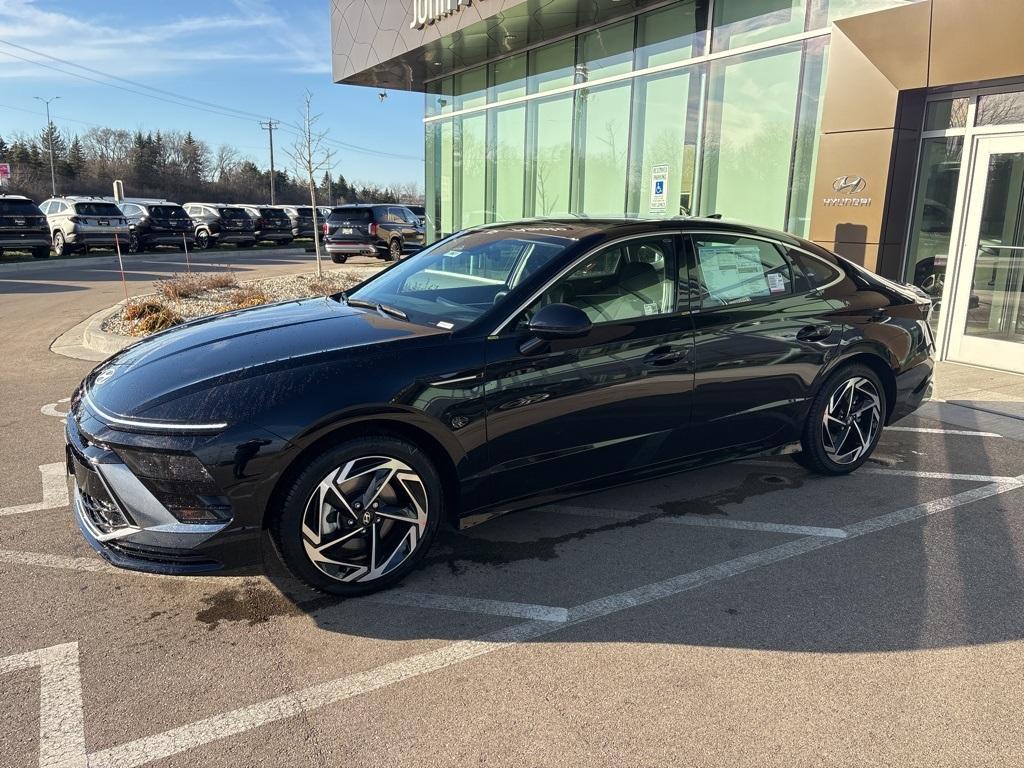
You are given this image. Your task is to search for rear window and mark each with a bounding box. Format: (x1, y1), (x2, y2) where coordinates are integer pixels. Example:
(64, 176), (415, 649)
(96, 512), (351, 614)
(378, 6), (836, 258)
(150, 205), (188, 219)
(294, 207), (313, 217)
(75, 202), (123, 217)
(220, 207), (249, 220)
(406, 206), (425, 216)
(259, 208), (289, 220)
(789, 250), (842, 291)
(0, 199), (42, 215)
(329, 208), (372, 223)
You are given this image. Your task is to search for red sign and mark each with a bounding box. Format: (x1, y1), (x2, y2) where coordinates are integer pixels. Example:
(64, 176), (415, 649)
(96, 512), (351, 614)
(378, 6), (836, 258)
(0, 163), (10, 182)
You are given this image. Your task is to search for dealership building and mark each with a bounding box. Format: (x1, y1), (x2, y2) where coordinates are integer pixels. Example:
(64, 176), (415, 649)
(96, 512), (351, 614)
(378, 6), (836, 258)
(332, 0), (1024, 374)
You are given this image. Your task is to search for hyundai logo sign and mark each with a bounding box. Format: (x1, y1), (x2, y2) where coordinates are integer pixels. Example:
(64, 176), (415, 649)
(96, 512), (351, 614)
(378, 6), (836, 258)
(824, 175), (872, 207)
(411, 0), (482, 30)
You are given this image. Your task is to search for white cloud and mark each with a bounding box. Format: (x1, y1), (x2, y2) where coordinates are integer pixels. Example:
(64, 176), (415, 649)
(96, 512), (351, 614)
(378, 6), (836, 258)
(0, 0), (332, 79)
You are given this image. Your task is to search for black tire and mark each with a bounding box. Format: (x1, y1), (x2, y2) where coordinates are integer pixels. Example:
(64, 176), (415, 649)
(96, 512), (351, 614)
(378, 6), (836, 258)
(195, 229), (211, 250)
(385, 238), (402, 262)
(238, 240), (255, 248)
(792, 363), (886, 476)
(271, 435), (443, 596)
(331, 254), (347, 264)
(52, 231), (67, 257)
(31, 246), (50, 259)
(282, 238), (294, 247)
(127, 232), (142, 254)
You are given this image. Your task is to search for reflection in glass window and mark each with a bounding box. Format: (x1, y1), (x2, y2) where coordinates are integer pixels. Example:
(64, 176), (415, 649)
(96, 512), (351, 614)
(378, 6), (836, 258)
(458, 114), (487, 228)
(492, 105), (527, 222)
(574, 83), (631, 216)
(528, 39), (576, 94)
(787, 37), (829, 236)
(904, 137), (963, 316)
(577, 18), (634, 83)
(712, 0), (807, 51)
(924, 98), (969, 130)
(700, 44), (803, 228)
(425, 123), (438, 241)
(976, 91), (1024, 127)
(489, 54), (527, 103)
(425, 77), (453, 117)
(826, 0), (921, 24)
(692, 235), (793, 307)
(440, 121), (454, 237)
(626, 67), (703, 217)
(635, 1), (706, 69)
(528, 94), (574, 216)
(454, 67), (487, 111)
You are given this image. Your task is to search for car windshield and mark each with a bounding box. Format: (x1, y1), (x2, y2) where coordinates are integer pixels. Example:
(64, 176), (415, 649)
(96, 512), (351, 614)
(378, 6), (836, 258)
(346, 229), (572, 329)
(75, 202), (123, 216)
(329, 208), (372, 223)
(150, 205), (188, 219)
(0, 199), (41, 215)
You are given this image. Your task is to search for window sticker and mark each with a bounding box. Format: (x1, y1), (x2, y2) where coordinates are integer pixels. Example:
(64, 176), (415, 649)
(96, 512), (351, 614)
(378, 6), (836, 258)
(767, 272), (787, 294)
(436, 321), (455, 330)
(698, 244), (769, 302)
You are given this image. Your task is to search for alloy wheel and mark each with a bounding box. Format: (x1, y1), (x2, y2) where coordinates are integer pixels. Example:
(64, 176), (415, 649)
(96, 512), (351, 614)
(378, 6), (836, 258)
(300, 456), (428, 583)
(389, 239), (402, 260)
(822, 376), (881, 465)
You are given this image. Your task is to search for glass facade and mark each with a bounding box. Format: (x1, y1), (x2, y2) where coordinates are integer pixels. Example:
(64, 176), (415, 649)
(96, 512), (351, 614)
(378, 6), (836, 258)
(423, 0), (913, 240)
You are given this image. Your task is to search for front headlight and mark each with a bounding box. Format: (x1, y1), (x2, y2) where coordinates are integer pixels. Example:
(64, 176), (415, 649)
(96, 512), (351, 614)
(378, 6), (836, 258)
(114, 448), (231, 524)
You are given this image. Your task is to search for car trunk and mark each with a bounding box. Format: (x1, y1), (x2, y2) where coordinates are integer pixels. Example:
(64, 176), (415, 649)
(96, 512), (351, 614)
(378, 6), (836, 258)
(148, 206), (192, 233)
(327, 209), (374, 242)
(0, 201), (47, 235)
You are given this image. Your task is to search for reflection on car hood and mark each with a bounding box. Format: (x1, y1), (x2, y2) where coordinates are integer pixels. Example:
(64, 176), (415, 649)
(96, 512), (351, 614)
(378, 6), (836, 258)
(84, 297), (446, 421)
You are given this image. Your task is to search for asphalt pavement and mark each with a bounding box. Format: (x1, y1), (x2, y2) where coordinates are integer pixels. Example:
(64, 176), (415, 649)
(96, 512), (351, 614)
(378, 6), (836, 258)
(2, 249), (1023, 767)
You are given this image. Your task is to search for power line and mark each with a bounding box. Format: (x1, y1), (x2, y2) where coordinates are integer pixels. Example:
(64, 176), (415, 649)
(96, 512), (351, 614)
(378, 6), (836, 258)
(0, 101), (104, 129)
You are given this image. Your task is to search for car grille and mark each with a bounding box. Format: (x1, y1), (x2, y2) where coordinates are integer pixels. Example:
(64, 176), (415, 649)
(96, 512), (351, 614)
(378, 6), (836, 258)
(79, 485), (131, 533)
(68, 425), (135, 534)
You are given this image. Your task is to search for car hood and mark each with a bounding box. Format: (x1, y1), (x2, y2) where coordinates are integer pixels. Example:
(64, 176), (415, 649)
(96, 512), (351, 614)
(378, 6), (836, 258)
(83, 297), (447, 424)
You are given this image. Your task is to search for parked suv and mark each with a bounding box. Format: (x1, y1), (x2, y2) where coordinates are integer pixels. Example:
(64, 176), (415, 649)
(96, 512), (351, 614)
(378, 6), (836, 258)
(118, 199), (194, 253)
(40, 196), (130, 257)
(323, 204), (425, 263)
(276, 205), (316, 239)
(182, 203), (256, 249)
(0, 194), (51, 259)
(238, 205), (294, 246)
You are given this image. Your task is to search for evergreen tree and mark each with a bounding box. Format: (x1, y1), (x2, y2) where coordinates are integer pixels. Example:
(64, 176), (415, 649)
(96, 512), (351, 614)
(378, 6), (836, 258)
(38, 121), (67, 161)
(181, 132), (208, 183)
(64, 136), (85, 180)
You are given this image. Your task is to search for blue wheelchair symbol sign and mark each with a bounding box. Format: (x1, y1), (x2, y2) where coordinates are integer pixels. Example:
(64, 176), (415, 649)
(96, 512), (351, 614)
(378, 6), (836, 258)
(654, 180), (665, 195)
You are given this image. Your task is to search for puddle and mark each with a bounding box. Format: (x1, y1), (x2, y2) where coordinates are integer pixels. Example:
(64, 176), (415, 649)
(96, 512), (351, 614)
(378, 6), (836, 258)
(196, 580), (306, 630)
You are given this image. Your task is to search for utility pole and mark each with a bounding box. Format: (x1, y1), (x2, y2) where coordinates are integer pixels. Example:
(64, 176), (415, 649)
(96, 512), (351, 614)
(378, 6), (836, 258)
(325, 149), (334, 205)
(260, 119), (279, 205)
(34, 95), (60, 196)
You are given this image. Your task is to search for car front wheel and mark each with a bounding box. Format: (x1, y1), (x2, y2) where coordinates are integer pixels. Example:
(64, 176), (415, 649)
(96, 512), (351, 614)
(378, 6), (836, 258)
(195, 229), (211, 249)
(52, 231), (67, 257)
(272, 436), (443, 595)
(127, 232), (142, 254)
(793, 363), (886, 475)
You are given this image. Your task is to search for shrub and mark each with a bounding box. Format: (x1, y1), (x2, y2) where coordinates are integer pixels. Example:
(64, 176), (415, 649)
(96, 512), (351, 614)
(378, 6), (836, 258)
(157, 275), (201, 301)
(132, 306), (183, 335)
(195, 272), (239, 290)
(226, 285), (269, 309)
(306, 275), (344, 295)
(123, 299), (166, 323)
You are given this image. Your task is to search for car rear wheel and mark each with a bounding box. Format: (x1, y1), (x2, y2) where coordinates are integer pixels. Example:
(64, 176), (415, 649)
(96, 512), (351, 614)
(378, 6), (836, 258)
(127, 232), (142, 254)
(793, 364), (885, 475)
(272, 436), (442, 595)
(195, 229), (211, 250)
(386, 238), (402, 262)
(331, 254), (347, 264)
(31, 246), (50, 259)
(52, 231), (67, 257)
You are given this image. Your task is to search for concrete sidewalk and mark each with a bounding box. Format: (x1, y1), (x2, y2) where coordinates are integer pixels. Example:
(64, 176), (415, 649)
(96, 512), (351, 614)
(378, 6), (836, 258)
(934, 361), (1024, 421)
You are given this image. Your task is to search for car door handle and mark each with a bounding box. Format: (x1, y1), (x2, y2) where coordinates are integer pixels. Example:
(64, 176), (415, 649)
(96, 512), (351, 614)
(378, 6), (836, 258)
(796, 324), (834, 342)
(644, 346), (689, 366)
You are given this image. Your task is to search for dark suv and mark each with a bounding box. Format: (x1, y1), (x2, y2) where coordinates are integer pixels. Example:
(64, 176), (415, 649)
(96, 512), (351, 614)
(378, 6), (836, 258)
(182, 203), (256, 249)
(0, 194), (50, 259)
(119, 200), (194, 253)
(239, 205), (294, 246)
(323, 204), (425, 263)
(277, 205), (316, 239)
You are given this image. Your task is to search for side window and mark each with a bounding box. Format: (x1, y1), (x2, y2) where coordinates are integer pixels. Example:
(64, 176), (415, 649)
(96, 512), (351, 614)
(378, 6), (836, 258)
(522, 237), (677, 325)
(690, 235), (792, 308)
(788, 249), (842, 293)
(122, 204), (139, 216)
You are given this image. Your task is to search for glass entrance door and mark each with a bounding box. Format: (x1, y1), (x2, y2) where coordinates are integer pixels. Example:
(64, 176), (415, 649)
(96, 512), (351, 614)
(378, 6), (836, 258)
(946, 134), (1024, 373)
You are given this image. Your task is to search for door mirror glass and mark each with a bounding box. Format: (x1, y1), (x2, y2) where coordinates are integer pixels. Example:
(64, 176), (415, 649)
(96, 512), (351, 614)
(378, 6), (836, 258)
(528, 303), (593, 340)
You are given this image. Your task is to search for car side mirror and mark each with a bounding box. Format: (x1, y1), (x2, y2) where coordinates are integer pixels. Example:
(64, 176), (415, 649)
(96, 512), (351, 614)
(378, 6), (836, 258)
(520, 303), (592, 354)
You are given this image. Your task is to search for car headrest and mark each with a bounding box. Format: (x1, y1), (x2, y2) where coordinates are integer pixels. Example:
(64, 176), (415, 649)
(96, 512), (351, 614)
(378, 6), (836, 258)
(620, 261), (659, 292)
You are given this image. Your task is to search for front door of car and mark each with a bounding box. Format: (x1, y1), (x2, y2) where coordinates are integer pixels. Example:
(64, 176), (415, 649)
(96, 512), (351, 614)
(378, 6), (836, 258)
(685, 232), (845, 455)
(481, 235), (695, 508)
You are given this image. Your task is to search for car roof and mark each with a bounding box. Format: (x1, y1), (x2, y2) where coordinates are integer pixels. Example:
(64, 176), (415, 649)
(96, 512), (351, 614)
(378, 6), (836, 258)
(0, 193), (32, 200)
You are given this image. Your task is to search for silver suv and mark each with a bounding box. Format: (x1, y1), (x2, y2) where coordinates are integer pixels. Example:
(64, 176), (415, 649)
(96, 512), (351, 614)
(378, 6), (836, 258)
(40, 196), (130, 257)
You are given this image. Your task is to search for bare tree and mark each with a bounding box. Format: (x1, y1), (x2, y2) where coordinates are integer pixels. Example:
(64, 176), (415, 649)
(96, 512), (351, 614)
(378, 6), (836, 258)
(212, 144), (240, 183)
(287, 90), (330, 277)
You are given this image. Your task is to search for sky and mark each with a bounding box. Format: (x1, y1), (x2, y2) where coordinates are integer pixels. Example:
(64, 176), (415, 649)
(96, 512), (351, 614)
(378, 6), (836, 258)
(0, 0), (425, 188)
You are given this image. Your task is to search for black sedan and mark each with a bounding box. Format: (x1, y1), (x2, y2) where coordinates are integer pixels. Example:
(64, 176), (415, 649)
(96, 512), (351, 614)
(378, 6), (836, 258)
(66, 218), (935, 594)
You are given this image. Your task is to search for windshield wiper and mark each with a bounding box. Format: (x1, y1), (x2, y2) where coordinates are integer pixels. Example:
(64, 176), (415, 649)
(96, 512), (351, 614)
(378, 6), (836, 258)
(343, 296), (409, 321)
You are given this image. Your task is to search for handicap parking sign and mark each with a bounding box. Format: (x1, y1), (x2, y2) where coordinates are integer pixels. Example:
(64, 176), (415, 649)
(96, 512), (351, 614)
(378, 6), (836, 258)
(654, 180), (665, 195)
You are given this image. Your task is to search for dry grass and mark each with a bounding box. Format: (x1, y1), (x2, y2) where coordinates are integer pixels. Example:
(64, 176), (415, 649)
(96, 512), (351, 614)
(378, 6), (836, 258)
(157, 272), (238, 301)
(226, 285), (269, 309)
(126, 301), (183, 335)
(306, 274), (345, 295)
(123, 299), (166, 323)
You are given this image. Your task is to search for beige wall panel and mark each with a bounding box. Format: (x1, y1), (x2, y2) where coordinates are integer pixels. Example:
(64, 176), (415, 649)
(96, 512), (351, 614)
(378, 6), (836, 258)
(820, 28), (900, 134)
(930, 0), (1024, 86)
(834, 0), (931, 91)
(809, 129), (895, 245)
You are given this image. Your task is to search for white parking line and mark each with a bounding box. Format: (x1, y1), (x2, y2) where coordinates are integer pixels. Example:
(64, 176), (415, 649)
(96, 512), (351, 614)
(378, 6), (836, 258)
(367, 591), (568, 623)
(739, 459), (1015, 483)
(41, 396), (71, 423)
(72, 474), (1024, 768)
(886, 425), (1002, 437)
(0, 549), (111, 573)
(548, 504), (848, 539)
(0, 463), (68, 517)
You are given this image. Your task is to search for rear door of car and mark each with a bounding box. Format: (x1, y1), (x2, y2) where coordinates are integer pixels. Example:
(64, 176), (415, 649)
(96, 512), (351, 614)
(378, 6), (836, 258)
(479, 233), (696, 508)
(685, 231), (845, 454)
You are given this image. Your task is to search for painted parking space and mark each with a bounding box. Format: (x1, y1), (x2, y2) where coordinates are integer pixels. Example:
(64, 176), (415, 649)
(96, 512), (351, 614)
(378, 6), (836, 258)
(1, 413), (1023, 767)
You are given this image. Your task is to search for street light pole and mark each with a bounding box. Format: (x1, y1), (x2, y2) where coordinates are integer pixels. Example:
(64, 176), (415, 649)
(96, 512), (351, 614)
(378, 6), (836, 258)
(33, 95), (60, 197)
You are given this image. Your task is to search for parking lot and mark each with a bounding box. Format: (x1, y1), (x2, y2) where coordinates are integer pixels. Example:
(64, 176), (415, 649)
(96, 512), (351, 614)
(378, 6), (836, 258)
(2, 251), (1024, 767)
